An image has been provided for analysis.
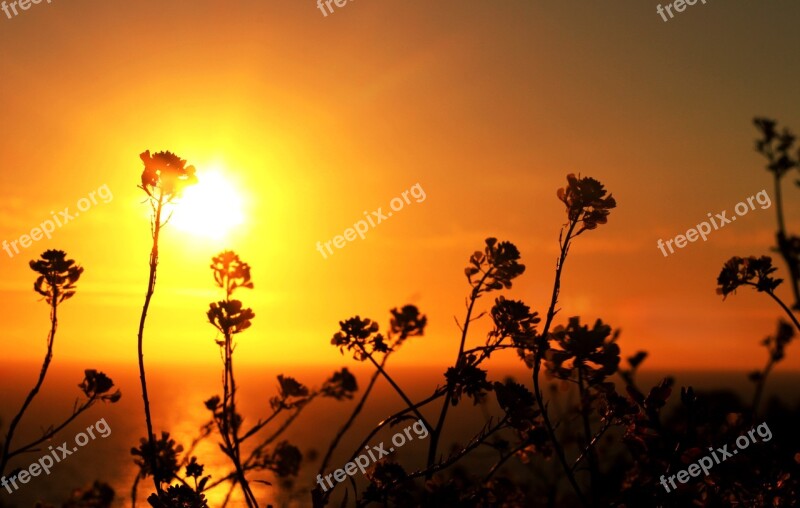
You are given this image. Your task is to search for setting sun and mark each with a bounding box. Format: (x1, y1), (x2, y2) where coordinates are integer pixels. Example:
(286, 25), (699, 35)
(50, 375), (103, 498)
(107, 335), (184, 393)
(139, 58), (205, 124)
(168, 169), (245, 239)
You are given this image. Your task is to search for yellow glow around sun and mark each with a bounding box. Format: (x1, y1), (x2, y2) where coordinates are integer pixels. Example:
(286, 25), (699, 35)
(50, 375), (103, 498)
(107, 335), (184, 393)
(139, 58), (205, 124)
(169, 169), (245, 239)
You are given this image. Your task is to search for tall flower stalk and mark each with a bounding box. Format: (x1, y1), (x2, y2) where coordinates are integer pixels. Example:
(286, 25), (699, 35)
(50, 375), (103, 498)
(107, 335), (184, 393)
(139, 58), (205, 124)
(207, 251), (258, 507)
(1, 250), (120, 476)
(136, 150), (197, 494)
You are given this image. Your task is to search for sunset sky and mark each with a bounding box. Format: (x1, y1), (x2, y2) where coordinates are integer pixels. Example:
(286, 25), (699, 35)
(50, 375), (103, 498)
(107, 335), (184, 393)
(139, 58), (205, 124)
(1, 0), (800, 372)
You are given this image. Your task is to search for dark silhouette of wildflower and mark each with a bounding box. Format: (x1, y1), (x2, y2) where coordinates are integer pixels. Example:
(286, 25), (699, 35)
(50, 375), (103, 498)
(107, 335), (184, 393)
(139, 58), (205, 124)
(490, 296), (541, 349)
(546, 317), (621, 383)
(210, 250), (253, 296)
(557, 173), (617, 233)
(493, 380), (539, 431)
(331, 316), (386, 359)
(717, 255), (783, 297)
(147, 484), (208, 508)
(465, 238), (526, 291)
(270, 375), (310, 410)
(320, 367), (358, 400)
(131, 432), (183, 484)
(754, 117), (797, 177)
(263, 441), (302, 478)
(207, 299), (255, 335)
(139, 150), (198, 199)
(79, 369), (121, 402)
(389, 305), (427, 343)
(30, 249), (84, 304)
(445, 354), (492, 405)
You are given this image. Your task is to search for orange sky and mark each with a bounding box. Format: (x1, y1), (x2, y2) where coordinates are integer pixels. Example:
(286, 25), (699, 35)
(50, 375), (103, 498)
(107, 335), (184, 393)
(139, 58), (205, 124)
(1, 1), (800, 371)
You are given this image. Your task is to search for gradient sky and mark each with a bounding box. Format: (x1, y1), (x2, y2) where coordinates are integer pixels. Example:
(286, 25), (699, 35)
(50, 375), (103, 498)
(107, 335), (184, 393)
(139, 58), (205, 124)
(1, 0), (800, 371)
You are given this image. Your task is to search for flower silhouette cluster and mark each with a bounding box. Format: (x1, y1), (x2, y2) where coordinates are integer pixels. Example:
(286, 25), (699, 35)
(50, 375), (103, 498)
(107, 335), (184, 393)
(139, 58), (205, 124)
(546, 317), (621, 384)
(557, 173), (617, 233)
(139, 150), (198, 199)
(30, 249), (84, 304)
(465, 237), (526, 291)
(490, 296), (541, 350)
(754, 117), (798, 177)
(717, 255), (783, 297)
(207, 300), (255, 335)
(79, 369), (121, 403)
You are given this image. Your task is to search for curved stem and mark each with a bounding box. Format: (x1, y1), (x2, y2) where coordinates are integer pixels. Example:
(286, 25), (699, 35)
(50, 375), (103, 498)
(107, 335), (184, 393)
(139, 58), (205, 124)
(532, 219), (588, 507)
(137, 195), (163, 494)
(427, 270), (491, 476)
(319, 358), (386, 476)
(1, 297), (58, 475)
(360, 347), (430, 431)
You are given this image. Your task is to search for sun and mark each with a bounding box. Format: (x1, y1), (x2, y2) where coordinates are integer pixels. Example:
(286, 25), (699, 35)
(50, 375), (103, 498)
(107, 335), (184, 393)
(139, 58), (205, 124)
(169, 169), (245, 239)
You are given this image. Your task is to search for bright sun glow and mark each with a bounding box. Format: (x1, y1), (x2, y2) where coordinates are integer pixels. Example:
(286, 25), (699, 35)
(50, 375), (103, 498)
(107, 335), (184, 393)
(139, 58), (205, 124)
(169, 169), (245, 239)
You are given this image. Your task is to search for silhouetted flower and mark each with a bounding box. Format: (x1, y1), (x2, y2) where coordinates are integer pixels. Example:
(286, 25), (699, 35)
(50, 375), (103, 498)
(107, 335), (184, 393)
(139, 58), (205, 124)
(546, 317), (621, 384)
(131, 432), (183, 484)
(321, 367), (359, 400)
(754, 118), (797, 177)
(207, 299), (255, 335)
(363, 462), (412, 503)
(210, 251), (253, 296)
(185, 457), (205, 479)
(139, 150), (198, 199)
(147, 484), (208, 508)
(389, 305), (427, 343)
(30, 250), (83, 305)
(465, 238), (526, 291)
(264, 441), (302, 478)
(490, 296), (541, 349)
(331, 316), (385, 360)
(557, 174), (616, 233)
(493, 380), (539, 431)
(445, 355), (493, 405)
(203, 395), (220, 411)
(270, 375), (310, 410)
(79, 369), (121, 403)
(717, 255), (783, 298)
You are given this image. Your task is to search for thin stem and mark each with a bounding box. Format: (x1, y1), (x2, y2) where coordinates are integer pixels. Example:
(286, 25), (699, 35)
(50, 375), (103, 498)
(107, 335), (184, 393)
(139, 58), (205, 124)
(764, 288), (800, 333)
(360, 347), (431, 431)
(577, 366), (597, 501)
(1, 295), (58, 476)
(319, 358), (385, 476)
(7, 397), (95, 460)
(532, 219), (588, 507)
(752, 358), (774, 417)
(427, 270), (491, 476)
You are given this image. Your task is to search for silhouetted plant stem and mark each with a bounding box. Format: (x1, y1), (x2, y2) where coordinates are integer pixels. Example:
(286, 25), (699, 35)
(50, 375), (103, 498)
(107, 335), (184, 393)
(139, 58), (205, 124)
(577, 365), (598, 501)
(571, 418), (614, 472)
(319, 358), (386, 476)
(771, 173), (800, 309)
(752, 357), (774, 416)
(427, 270), (491, 477)
(0, 296), (57, 476)
(223, 329), (258, 508)
(136, 194), (163, 495)
(763, 288), (800, 332)
(533, 219), (588, 507)
(359, 346), (431, 430)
